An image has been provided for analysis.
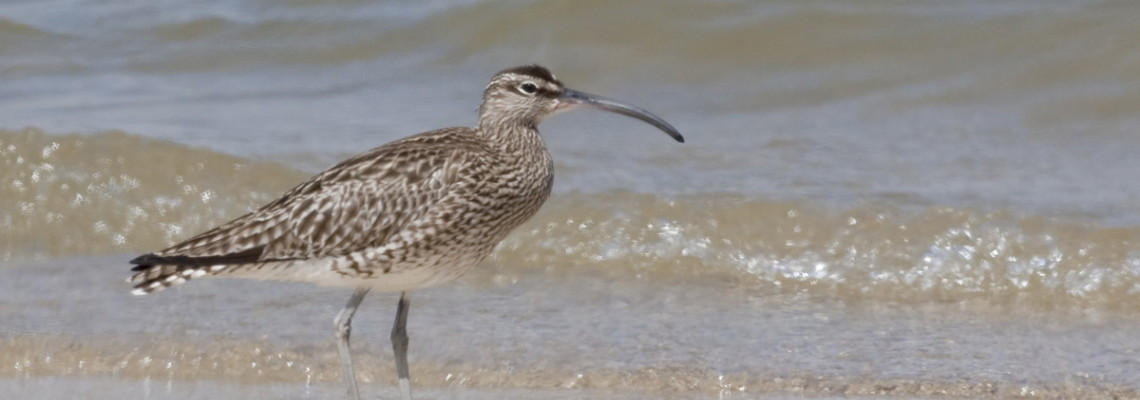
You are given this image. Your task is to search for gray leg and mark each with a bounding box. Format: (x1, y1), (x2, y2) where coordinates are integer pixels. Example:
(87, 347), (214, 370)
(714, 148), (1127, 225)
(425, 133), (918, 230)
(391, 291), (413, 400)
(334, 288), (371, 400)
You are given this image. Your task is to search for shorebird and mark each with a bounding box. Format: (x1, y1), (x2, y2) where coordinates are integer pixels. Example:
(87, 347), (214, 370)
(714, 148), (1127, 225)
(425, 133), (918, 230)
(127, 65), (683, 400)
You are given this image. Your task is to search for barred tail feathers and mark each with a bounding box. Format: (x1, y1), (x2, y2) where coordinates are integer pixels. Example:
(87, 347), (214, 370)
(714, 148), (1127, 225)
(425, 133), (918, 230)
(126, 257), (329, 294)
(127, 249), (265, 295)
(127, 264), (228, 295)
(127, 253), (430, 293)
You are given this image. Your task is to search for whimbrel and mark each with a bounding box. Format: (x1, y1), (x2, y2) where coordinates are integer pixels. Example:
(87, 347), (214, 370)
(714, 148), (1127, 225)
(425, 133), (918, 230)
(127, 65), (684, 400)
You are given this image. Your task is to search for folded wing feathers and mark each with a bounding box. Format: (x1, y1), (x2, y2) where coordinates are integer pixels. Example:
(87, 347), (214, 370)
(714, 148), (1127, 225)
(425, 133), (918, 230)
(127, 128), (486, 294)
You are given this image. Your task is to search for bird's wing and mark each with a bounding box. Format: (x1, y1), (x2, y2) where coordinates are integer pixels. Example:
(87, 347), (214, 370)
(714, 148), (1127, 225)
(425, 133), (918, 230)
(130, 127), (490, 269)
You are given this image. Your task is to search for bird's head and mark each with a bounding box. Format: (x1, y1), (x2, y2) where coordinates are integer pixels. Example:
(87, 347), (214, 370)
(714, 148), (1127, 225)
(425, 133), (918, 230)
(479, 65), (684, 143)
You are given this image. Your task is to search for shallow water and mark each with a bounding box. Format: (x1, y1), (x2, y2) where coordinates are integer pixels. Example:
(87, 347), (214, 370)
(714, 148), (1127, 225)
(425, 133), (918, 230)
(4, 257), (1139, 399)
(3, 0), (1140, 398)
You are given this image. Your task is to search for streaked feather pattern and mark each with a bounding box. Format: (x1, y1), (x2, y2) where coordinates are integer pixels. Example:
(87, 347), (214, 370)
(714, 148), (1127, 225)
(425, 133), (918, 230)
(125, 64), (682, 400)
(129, 124), (553, 294)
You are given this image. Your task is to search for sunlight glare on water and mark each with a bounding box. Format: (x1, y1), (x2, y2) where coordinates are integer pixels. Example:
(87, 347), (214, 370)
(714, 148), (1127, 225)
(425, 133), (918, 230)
(2, 0), (1140, 398)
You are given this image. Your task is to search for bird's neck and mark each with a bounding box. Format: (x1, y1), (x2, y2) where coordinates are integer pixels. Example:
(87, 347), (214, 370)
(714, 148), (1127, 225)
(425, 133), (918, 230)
(477, 120), (548, 158)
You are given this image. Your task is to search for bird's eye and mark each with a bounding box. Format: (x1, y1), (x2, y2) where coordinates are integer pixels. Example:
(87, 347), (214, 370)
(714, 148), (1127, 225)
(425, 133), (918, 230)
(519, 82), (538, 95)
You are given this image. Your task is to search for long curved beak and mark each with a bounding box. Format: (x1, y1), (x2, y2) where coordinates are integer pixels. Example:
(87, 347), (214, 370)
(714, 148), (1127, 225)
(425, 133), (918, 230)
(560, 89), (685, 143)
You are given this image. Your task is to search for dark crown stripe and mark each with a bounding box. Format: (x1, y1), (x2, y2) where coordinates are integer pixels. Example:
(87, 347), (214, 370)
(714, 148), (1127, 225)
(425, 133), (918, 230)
(497, 65), (559, 84)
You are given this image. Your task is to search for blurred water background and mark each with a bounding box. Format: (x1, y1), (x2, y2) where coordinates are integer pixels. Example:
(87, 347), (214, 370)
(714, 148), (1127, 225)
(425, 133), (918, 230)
(2, 0), (1140, 398)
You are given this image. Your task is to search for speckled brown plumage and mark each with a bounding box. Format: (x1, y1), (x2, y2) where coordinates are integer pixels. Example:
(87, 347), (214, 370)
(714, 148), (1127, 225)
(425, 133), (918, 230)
(129, 72), (557, 294)
(126, 65), (682, 400)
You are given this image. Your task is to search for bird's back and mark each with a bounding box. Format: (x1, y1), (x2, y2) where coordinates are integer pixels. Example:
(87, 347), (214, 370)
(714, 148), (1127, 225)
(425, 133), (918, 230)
(129, 126), (554, 294)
